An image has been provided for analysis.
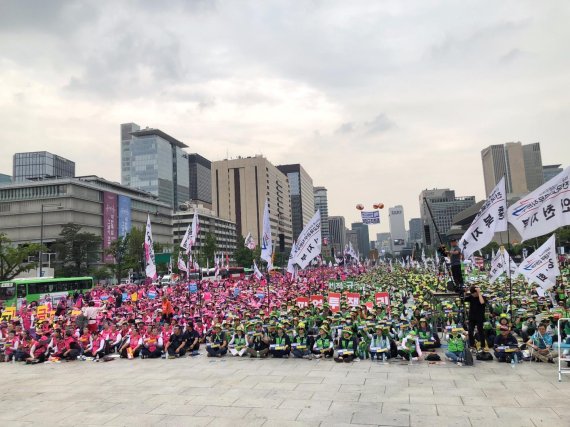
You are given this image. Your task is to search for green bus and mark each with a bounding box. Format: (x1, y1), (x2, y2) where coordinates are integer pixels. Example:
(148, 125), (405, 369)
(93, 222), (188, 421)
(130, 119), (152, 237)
(0, 276), (94, 309)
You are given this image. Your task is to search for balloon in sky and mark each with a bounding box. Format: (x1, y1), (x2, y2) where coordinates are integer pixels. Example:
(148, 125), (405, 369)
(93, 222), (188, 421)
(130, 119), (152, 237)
(356, 204), (364, 210)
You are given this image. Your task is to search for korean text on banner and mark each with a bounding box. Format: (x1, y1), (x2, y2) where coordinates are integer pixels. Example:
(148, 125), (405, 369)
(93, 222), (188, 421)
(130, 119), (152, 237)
(328, 292), (341, 312)
(310, 295), (324, 307)
(361, 210), (380, 224)
(516, 234), (560, 290)
(293, 210), (322, 269)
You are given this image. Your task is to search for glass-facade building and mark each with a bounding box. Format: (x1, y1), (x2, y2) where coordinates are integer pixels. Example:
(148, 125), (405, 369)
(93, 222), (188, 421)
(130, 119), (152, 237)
(188, 154), (212, 206)
(121, 123), (190, 208)
(277, 164), (314, 240)
(13, 152), (75, 182)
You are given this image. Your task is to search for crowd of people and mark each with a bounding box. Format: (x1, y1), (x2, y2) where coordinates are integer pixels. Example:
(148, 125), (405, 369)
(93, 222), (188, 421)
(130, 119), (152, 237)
(1, 263), (569, 367)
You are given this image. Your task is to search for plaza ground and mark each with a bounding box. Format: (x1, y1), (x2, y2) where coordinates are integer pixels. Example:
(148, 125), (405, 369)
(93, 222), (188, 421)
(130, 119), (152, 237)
(0, 356), (568, 427)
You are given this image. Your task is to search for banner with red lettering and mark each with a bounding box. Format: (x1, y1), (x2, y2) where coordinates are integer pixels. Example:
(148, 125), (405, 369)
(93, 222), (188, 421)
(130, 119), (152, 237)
(328, 293), (341, 312)
(375, 292), (390, 306)
(346, 292), (360, 307)
(296, 297), (309, 308)
(310, 295), (324, 308)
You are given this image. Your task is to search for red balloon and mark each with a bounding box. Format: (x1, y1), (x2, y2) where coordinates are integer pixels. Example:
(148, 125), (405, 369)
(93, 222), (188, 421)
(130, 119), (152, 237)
(356, 204), (364, 210)
(378, 203), (384, 209)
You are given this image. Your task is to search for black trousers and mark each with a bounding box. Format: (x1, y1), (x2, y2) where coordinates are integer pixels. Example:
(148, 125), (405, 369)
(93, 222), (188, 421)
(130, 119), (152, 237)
(468, 318), (485, 347)
(451, 264), (464, 288)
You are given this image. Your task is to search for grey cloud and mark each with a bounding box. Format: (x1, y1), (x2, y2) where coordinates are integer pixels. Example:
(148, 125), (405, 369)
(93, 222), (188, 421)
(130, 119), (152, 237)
(335, 122), (355, 134)
(364, 114), (395, 135)
(499, 48), (523, 64)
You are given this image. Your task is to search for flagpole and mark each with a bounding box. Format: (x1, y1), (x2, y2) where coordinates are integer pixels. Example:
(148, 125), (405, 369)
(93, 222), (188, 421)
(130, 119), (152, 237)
(507, 225), (513, 324)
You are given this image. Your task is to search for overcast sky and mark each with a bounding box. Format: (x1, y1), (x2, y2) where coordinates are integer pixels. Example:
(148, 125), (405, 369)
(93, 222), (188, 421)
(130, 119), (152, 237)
(1, 0), (569, 235)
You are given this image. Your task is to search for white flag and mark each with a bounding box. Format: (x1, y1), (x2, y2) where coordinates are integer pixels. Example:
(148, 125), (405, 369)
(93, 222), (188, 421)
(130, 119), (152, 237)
(177, 253), (187, 272)
(144, 214), (157, 280)
(287, 241), (297, 275)
(260, 200), (273, 265)
(293, 210), (322, 270)
(516, 234), (560, 289)
(180, 224), (192, 253)
(489, 250), (507, 284)
(190, 209), (200, 248)
(508, 166), (570, 241)
(459, 177), (507, 259)
(253, 260), (263, 279)
(244, 232), (256, 250)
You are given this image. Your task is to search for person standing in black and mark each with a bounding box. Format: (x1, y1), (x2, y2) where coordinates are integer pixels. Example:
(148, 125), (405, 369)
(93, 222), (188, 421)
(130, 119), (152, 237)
(464, 285), (486, 348)
(448, 238), (464, 289)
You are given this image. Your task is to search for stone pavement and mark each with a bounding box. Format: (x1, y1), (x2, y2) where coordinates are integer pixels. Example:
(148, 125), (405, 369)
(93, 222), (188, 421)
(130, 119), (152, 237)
(0, 356), (568, 427)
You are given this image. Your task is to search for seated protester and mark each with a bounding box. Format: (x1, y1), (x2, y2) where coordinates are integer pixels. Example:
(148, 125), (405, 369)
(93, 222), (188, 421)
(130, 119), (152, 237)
(77, 327), (91, 353)
(445, 328), (467, 365)
(27, 334), (49, 363)
(493, 325), (522, 362)
(119, 327), (143, 359)
(312, 326), (334, 359)
(357, 322), (373, 360)
(107, 324), (122, 354)
(84, 330), (106, 360)
(291, 322), (313, 359)
(269, 324), (291, 358)
(398, 330), (420, 361)
(4, 331), (17, 362)
(527, 323), (558, 363)
(334, 328), (358, 363)
(59, 329), (81, 361)
(369, 325), (392, 360)
(206, 324), (228, 358)
(246, 321), (270, 358)
(165, 325), (187, 359)
(14, 331), (32, 362)
(416, 318), (440, 351)
(184, 323), (201, 356)
(141, 326), (163, 359)
(229, 324), (248, 357)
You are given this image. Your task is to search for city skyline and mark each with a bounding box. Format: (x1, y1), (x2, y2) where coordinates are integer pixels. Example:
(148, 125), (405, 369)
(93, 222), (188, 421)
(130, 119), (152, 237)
(1, 1), (569, 234)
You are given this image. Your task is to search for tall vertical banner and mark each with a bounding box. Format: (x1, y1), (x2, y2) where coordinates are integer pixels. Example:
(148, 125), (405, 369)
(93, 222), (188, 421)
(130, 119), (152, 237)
(293, 210), (322, 269)
(102, 192), (118, 263)
(508, 166), (570, 241)
(459, 177), (507, 259)
(117, 195), (132, 238)
(516, 234), (559, 290)
(144, 214), (157, 280)
(261, 199), (273, 267)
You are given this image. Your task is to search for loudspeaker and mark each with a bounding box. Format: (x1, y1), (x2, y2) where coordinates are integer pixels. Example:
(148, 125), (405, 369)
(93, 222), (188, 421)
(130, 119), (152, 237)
(279, 233), (285, 252)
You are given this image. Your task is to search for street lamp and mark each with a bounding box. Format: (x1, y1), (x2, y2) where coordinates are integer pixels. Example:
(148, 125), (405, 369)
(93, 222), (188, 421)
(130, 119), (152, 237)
(39, 203), (62, 278)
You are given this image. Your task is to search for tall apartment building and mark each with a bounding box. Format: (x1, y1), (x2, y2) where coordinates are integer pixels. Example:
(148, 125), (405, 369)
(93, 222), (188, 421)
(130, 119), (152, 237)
(328, 216), (346, 258)
(376, 232), (391, 254)
(419, 189), (475, 248)
(388, 205), (407, 255)
(313, 186), (330, 256)
(351, 222), (370, 257)
(13, 151), (75, 182)
(543, 164), (563, 182)
(276, 164), (315, 240)
(188, 154), (212, 208)
(211, 155), (293, 249)
(121, 123), (190, 208)
(481, 142), (543, 196)
(408, 218), (423, 244)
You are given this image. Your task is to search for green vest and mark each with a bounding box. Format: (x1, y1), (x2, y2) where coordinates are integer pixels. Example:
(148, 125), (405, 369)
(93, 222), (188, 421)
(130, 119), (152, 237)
(316, 336), (330, 348)
(275, 336), (287, 345)
(340, 339), (354, 350)
(234, 336), (246, 347)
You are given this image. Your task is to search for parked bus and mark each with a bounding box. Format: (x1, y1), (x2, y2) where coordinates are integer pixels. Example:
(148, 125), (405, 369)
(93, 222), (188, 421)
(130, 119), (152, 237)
(0, 276), (94, 309)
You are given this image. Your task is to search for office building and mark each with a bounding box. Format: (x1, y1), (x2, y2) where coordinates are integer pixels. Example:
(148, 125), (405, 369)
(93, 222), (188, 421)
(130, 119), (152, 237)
(351, 222), (370, 257)
(543, 164), (563, 182)
(211, 155), (293, 249)
(173, 203), (237, 256)
(0, 173), (11, 185)
(388, 205), (407, 255)
(13, 151), (75, 182)
(419, 188), (476, 248)
(121, 123), (190, 208)
(313, 186), (330, 256)
(522, 142), (544, 191)
(408, 218), (423, 244)
(0, 176), (172, 268)
(481, 142), (544, 196)
(188, 154), (212, 208)
(277, 164), (315, 240)
(376, 232), (391, 254)
(328, 216), (346, 257)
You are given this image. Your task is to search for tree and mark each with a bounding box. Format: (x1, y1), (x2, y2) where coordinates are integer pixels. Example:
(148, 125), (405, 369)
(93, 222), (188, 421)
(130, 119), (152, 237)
(201, 232), (218, 267)
(125, 226), (144, 276)
(233, 236), (254, 268)
(53, 223), (101, 277)
(104, 236), (129, 282)
(0, 234), (44, 281)
(90, 266), (111, 282)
